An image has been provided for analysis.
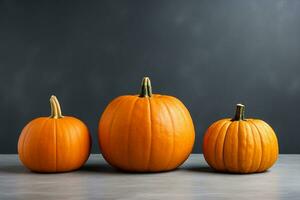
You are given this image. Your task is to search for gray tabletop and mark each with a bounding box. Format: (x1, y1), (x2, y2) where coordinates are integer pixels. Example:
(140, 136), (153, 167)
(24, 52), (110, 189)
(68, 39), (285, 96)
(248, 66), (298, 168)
(0, 154), (299, 200)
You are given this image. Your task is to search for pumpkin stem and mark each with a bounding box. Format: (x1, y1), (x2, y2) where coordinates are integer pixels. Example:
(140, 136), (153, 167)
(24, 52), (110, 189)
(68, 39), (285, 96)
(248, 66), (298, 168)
(139, 77), (152, 97)
(233, 104), (245, 121)
(50, 95), (63, 119)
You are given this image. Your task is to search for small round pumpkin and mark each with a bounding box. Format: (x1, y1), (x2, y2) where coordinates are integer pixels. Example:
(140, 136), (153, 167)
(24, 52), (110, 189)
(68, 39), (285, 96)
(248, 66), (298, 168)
(98, 77), (195, 172)
(18, 95), (91, 173)
(203, 104), (279, 173)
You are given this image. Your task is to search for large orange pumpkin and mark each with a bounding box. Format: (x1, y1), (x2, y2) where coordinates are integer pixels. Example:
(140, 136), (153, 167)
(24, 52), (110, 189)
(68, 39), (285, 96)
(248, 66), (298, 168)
(203, 104), (279, 173)
(98, 77), (195, 172)
(18, 95), (91, 173)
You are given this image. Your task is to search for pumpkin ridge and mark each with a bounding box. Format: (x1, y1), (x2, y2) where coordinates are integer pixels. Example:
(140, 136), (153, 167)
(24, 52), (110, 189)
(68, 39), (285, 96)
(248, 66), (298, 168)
(98, 97), (123, 165)
(161, 98), (175, 170)
(171, 98), (192, 131)
(267, 122), (278, 168)
(146, 97), (153, 171)
(167, 97), (189, 130)
(244, 122), (255, 173)
(257, 121), (272, 170)
(58, 118), (68, 170)
(237, 121), (241, 172)
(248, 120), (265, 171)
(222, 121), (233, 172)
(203, 120), (224, 168)
(214, 121), (230, 171)
(75, 118), (91, 169)
(126, 97), (139, 170)
(20, 120), (36, 168)
(66, 118), (81, 170)
(66, 118), (76, 170)
(54, 119), (57, 171)
(166, 96), (192, 166)
(239, 121), (252, 173)
(223, 122), (233, 171)
(238, 121), (245, 172)
(248, 121), (261, 172)
(247, 122), (256, 172)
(31, 118), (49, 171)
(209, 120), (227, 169)
(227, 121), (240, 172)
(107, 99), (126, 168)
(56, 118), (65, 170)
(263, 122), (278, 167)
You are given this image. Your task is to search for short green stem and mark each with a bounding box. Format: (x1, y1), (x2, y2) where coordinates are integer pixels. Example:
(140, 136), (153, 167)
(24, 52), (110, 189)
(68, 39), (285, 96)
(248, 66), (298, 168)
(139, 77), (152, 97)
(233, 104), (245, 121)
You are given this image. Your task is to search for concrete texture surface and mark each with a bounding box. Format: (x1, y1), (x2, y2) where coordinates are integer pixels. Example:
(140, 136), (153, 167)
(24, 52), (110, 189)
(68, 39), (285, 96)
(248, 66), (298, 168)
(0, 154), (299, 200)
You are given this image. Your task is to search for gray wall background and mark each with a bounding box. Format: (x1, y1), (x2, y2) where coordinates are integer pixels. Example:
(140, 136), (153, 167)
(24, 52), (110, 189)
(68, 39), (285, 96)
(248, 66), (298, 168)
(1, 0), (300, 153)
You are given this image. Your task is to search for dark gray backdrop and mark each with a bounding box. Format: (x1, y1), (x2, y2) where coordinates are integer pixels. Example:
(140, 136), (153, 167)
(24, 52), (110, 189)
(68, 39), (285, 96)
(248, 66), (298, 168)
(1, 0), (299, 153)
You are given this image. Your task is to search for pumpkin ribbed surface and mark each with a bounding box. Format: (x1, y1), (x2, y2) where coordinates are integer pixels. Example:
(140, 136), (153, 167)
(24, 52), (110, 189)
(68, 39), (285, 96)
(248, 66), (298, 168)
(98, 77), (195, 172)
(18, 96), (91, 173)
(203, 104), (279, 173)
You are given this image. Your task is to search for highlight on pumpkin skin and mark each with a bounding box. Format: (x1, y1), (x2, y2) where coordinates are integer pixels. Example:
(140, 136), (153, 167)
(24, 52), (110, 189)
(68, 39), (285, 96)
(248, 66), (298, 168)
(49, 95), (63, 119)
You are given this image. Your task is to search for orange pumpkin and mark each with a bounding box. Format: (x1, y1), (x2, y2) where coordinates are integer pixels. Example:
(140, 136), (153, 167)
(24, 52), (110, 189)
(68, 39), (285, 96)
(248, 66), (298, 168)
(18, 95), (91, 173)
(98, 77), (195, 172)
(203, 104), (279, 173)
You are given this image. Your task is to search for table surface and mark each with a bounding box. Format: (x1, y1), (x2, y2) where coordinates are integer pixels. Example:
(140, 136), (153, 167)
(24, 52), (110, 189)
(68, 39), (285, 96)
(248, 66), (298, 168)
(0, 154), (299, 200)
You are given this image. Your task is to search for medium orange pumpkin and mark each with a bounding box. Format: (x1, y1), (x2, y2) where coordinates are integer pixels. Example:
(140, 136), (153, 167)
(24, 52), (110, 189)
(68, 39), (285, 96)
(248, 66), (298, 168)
(18, 95), (91, 173)
(98, 77), (195, 172)
(203, 104), (279, 173)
